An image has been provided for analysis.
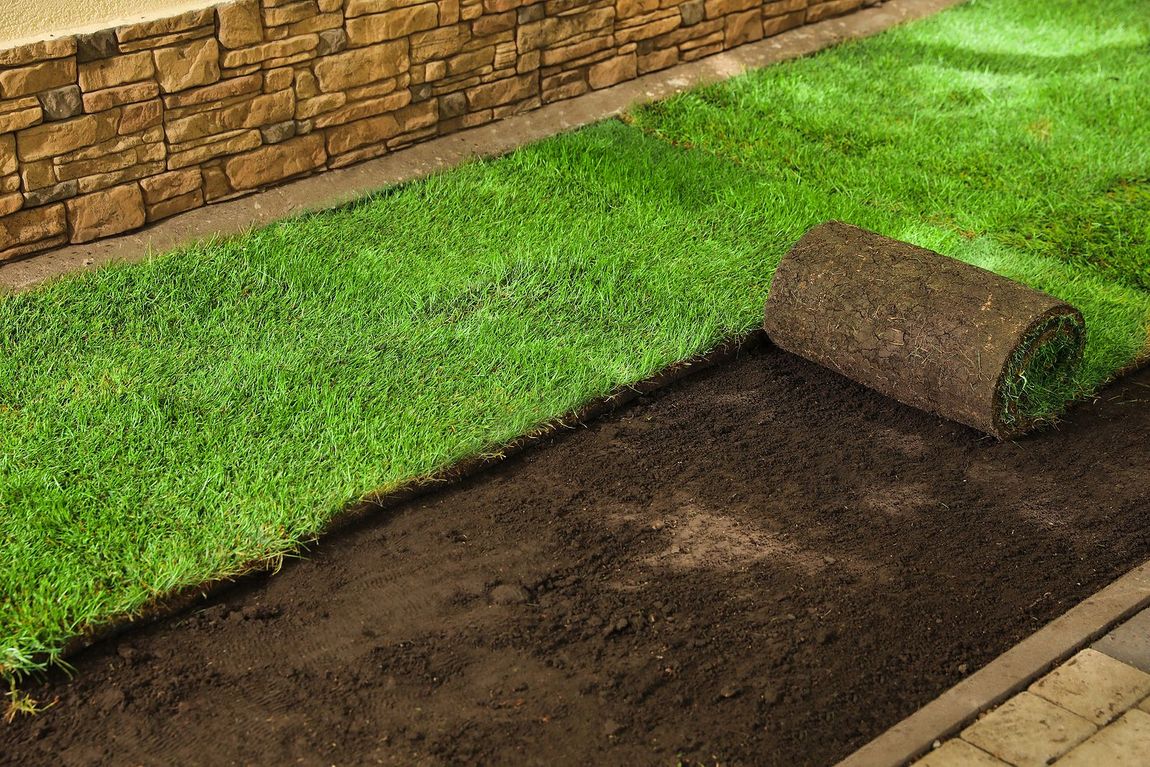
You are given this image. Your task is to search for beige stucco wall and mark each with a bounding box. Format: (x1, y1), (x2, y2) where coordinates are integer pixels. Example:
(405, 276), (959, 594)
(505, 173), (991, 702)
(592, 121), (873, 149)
(0, 0), (217, 46)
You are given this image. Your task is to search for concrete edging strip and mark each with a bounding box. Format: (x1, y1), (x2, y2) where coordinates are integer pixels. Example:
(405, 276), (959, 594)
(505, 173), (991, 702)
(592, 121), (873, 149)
(836, 558), (1150, 767)
(0, 0), (965, 294)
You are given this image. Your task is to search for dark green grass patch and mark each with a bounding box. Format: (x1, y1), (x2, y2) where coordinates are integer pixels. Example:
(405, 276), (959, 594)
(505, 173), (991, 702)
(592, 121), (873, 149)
(3, 0), (1150, 680)
(998, 178), (1150, 292)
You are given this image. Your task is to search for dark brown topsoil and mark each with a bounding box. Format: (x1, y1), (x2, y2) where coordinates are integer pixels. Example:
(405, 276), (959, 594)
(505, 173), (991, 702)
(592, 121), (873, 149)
(4, 341), (1149, 767)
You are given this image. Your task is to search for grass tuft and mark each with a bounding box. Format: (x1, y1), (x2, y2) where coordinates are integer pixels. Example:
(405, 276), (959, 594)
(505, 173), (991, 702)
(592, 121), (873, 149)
(998, 311), (1086, 432)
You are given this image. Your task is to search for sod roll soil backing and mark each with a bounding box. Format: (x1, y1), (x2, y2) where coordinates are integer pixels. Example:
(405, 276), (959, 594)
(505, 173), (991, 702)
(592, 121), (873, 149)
(763, 222), (1086, 439)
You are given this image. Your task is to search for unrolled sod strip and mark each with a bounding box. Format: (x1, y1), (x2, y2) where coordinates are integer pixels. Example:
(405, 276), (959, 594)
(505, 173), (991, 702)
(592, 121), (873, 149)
(763, 221), (1086, 439)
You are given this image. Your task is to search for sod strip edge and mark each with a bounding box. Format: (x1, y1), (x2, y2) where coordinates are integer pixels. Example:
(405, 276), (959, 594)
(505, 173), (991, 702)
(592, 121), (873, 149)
(836, 557), (1150, 767)
(46, 331), (768, 674)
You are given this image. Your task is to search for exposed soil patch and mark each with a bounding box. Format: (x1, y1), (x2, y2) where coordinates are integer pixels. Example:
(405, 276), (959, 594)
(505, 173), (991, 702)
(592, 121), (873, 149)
(4, 341), (1149, 767)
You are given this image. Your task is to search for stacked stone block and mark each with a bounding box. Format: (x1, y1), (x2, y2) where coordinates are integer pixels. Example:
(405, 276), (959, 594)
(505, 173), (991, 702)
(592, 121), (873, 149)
(0, 0), (867, 261)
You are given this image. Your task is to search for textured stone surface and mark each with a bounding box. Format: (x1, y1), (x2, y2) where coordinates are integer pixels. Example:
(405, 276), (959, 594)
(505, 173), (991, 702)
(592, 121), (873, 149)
(325, 111), (401, 155)
(911, 739), (1008, 767)
(0, 101), (42, 134)
(224, 134), (326, 189)
(1056, 710), (1150, 767)
(218, 0), (266, 49)
(164, 74), (263, 109)
(725, 8), (763, 45)
(115, 8), (215, 43)
(807, 0), (865, 23)
(0, 136), (16, 176)
(38, 86), (85, 121)
(17, 114), (119, 162)
(24, 180), (81, 206)
(588, 53), (638, 88)
(76, 30), (121, 63)
(0, 59), (78, 100)
(264, 2), (317, 28)
(763, 10), (807, 36)
(221, 35), (319, 68)
(1029, 649), (1150, 726)
(66, 183), (146, 243)
(317, 28), (350, 56)
(139, 168), (201, 204)
(466, 73), (536, 109)
(961, 693), (1096, 767)
(146, 188), (204, 222)
(680, 0), (706, 25)
(314, 41), (410, 91)
(347, 4), (440, 45)
(165, 90), (294, 143)
(0, 39), (75, 68)
(79, 52), (155, 91)
(83, 82), (161, 112)
(261, 120), (298, 144)
(0, 192), (21, 217)
(153, 39), (221, 93)
(18, 160), (54, 192)
(167, 130), (264, 169)
(763, 0), (806, 13)
(120, 100), (164, 134)
(312, 90), (409, 128)
(0, 204), (67, 254)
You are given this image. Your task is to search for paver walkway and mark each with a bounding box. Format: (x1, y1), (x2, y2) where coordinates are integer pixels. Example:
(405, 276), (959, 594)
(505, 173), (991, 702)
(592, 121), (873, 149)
(913, 608), (1150, 766)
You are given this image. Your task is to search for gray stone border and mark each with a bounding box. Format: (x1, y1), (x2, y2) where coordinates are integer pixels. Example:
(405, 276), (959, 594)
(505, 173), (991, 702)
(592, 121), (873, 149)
(1, 0), (965, 293)
(836, 558), (1150, 767)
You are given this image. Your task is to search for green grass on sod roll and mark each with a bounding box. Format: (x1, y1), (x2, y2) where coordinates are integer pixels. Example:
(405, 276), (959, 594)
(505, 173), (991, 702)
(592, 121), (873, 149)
(3, 0), (1150, 681)
(999, 312), (1086, 432)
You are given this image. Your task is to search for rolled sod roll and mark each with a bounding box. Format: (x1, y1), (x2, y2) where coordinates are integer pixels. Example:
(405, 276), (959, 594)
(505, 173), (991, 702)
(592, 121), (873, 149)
(763, 221), (1086, 439)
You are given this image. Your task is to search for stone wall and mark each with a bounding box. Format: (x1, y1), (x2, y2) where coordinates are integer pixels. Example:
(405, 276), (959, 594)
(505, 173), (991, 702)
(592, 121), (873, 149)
(0, 0), (868, 261)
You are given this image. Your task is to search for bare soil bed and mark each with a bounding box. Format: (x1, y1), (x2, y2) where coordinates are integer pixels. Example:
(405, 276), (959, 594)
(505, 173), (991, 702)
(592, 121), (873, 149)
(4, 339), (1149, 767)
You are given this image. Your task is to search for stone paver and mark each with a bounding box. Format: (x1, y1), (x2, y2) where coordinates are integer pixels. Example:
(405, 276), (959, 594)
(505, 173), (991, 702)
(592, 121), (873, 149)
(1054, 709), (1150, 766)
(961, 692), (1097, 767)
(1093, 607), (1150, 674)
(1029, 648), (1150, 725)
(911, 739), (1009, 766)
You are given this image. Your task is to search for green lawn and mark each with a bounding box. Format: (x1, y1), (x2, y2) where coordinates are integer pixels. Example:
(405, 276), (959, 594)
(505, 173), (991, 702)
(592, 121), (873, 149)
(3, 0), (1149, 681)
(634, 0), (1150, 293)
